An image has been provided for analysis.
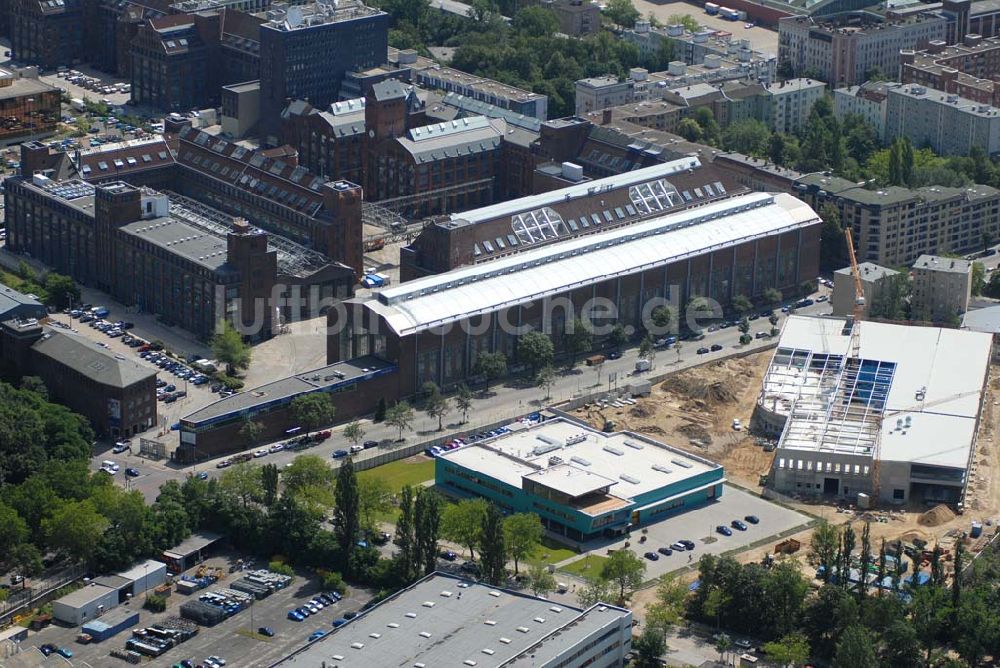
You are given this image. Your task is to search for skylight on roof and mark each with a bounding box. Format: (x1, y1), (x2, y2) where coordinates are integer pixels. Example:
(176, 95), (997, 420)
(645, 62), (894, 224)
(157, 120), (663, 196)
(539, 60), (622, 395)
(631, 178), (677, 214)
(512, 206), (564, 245)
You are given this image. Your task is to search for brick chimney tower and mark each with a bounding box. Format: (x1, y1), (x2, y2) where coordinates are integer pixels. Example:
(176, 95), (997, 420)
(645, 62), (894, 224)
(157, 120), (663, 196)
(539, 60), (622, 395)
(320, 180), (364, 280)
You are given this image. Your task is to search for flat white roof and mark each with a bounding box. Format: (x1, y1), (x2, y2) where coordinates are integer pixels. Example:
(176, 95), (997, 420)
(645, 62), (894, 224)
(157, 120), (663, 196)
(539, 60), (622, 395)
(373, 192), (819, 336)
(441, 418), (720, 501)
(117, 559), (167, 582)
(770, 316), (991, 468)
(523, 463), (619, 498)
(275, 573), (630, 667)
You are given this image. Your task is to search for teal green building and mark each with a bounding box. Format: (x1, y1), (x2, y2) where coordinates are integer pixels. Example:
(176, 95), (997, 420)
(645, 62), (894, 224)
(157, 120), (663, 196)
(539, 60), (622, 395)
(435, 417), (725, 543)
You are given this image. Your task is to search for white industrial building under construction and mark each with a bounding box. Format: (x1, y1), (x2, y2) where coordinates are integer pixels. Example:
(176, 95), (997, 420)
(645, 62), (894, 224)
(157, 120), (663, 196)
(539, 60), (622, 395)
(756, 315), (992, 508)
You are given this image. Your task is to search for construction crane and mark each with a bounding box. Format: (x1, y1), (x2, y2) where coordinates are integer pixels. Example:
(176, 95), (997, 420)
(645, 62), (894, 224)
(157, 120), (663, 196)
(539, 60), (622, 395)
(844, 226), (880, 501)
(844, 227), (865, 360)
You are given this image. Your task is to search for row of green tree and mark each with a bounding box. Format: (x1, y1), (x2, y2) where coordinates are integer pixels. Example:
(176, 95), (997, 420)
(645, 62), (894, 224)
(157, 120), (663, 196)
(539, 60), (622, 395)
(683, 95), (1000, 193)
(624, 519), (1000, 667)
(4, 262), (81, 310)
(372, 0), (676, 118)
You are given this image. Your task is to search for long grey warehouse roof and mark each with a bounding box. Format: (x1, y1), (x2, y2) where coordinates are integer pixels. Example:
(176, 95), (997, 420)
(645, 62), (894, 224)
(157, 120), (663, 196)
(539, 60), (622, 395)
(370, 192), (820, 336)
(271, 572), (630, 667)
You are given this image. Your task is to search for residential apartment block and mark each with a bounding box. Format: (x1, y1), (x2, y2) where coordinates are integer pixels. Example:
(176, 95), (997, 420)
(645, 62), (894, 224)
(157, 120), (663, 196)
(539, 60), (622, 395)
(575, 58), (774, 116)
(795, 173), (1000, 266)
(832, 81), (901, 142)
(885, 84), (1000, 156)
(901, 34), (1000, 108)
(778, 14), (946, 87)
(765, 77), (826, 133)
(831, 262), (900, 317)
(911, 254), (973, 320)
(545, 0), (600, 35)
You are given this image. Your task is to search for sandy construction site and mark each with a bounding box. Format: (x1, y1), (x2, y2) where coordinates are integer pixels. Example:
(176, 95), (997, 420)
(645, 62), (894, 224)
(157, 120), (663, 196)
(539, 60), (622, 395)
(572, 350), (1000, 597)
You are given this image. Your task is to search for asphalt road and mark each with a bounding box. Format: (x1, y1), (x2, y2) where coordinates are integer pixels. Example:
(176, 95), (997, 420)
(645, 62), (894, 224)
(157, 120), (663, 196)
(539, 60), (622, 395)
(94, 295), (834, 502)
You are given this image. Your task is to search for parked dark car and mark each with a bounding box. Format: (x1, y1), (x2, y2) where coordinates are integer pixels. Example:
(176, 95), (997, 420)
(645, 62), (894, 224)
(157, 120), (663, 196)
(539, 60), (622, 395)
(696, 347), (710, 355)
(717, 525), (733, 536)
(363, 440), (378, 449)
(744, 515), (760, 524)
(710, 344), (723, 352)
(644, 551), (660, 561)
(731, 519), (748, 531)
(657, 546), (673, 557)
(680, 540), (696, 550)
(258, 627), (275, 637)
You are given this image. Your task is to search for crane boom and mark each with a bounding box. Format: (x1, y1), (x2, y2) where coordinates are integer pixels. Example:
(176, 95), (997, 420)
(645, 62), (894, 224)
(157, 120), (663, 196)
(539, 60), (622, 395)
(845, 227), (865, 359)
(844, 226), (878, 502)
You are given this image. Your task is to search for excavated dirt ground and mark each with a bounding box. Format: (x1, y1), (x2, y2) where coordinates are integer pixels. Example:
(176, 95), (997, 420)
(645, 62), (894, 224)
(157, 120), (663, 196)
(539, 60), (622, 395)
(585, 353), (1000, 613)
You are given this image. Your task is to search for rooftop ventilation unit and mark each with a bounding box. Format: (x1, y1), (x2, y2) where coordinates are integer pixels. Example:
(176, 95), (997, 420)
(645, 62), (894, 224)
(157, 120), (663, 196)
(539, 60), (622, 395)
(603, 446), (625, 456)
(671, 459), (693, 469)
(620, 474), (641, 484)
(624, 439), (644, 450)
(565, 433), (587, 446)
(570, 456), (591, 467)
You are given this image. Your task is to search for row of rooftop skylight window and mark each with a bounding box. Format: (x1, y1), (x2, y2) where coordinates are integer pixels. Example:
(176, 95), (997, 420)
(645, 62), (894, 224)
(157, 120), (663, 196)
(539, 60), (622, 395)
(397, 194), (773, 303)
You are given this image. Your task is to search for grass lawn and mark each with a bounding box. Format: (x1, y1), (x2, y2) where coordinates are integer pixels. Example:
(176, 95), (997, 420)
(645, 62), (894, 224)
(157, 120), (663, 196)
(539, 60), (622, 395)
(560, 554), (609, 578)
(525, 538), (578, 567)
(358, 456), (435, 494)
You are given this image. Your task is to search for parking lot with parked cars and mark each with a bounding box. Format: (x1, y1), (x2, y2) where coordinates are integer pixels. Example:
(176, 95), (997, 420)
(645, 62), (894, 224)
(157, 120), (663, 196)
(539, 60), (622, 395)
(567, 486), (811, 580)
(26, 556), (374, 668)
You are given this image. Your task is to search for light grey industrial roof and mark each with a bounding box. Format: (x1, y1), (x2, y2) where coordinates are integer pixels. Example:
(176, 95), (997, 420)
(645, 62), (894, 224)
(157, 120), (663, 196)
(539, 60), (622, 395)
(397, 116), (505, 162)
(272, 573), (630, 667)
(370, 79), (407, 102)
(317, 109), (366, 138)
(913, 254), (972, 274)
(443, 157), (701, 227)
(31, 330), (156, 389)
(963, 304), (1000, 333)
(0, 73), (57, 101)
(834, 262), (899, 280)
(182, 356), (392, 423)
(163, 531), (222, 558)
(94, 575), (132, 591)
(117, 559), (167, 582)
(0, 284), (44, 317)
(441, 92), (543, 132)
(119, 216), (234, 273)
(55, 584), (115, 609)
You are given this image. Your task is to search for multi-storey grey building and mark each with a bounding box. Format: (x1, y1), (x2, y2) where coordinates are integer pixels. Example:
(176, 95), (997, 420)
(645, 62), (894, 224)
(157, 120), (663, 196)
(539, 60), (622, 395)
(885, 83), (1000, 156)
(796, 173), (1000, 266)
(911, 254), (973, 321)
(258, 0), (389, 141)
(832, 81), (901, 143)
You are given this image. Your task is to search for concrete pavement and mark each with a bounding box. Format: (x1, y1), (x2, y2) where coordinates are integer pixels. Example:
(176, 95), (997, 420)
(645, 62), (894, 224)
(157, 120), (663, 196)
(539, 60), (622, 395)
(102, 297), (834, 501)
